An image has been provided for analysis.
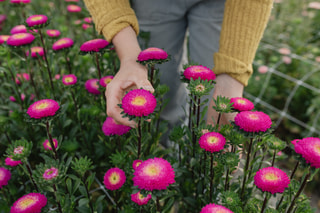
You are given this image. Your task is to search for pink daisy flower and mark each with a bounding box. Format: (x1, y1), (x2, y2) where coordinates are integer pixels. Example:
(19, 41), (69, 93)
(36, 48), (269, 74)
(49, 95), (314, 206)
(254, 167), (290, 194)
(234, 111), (272, 133)
(102, 117), (131, 136)
(278, 47), (291, 55)
(0, 167), (11, 188)
(183, 65), (216, 81)
(25, 15), (48, 28)
(99, 75), (113, 87)
(200, 203), (233, 213)
(199, 132), (226, 153)
(9, 96), (16, 102)
(10, 25), (27, 34)
(294, 137), (320, 168)
(62, 74), (77, 85)
(137, 47), (168, 61)
(7, 33), (35, 47)
(14, 146), (24, 155)
(121, 89), (157, 117)
(132, 159), (143, 170)
(15, 73), (30, 84)
(82, 23), (91, 30)
(43, 167), (59, 180)
(84, 17), (92, 23)
(0, 35), (10, 44)
(54, 74), (61, 80)
(10, 193), (47, 213)
(5, 156), (22, 167)
(80, 38), (110, 53)
(27, 99), (60, 119)
(29, 46), (44, 58)
(43, 138), (58, 151)
(85, 79), (100, 95)
(67, 5), (81, 13)
(291, 139), (300, 146)
(10, 0), (30, 3)
(103, 168), (126, 190)
(46, 29), (60, 38)
(52, 37), (74, 51)
(230, 97), (254, 112)
(258, 65), (268, 74)
(132, 157), (175, 191)
(131, 191), (152, 206)
(282, 56), (292, 64)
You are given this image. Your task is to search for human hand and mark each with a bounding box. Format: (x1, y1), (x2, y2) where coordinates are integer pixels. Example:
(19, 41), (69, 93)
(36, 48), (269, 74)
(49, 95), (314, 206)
(207, 74), (244, 126)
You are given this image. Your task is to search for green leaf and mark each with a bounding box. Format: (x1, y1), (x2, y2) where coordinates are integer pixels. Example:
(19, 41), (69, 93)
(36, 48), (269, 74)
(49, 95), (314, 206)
(78, 198), (89, 207)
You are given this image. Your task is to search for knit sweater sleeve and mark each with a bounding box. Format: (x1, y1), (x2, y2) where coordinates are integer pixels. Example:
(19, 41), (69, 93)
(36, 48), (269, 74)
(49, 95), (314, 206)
(213, 0), (273, 86)
(83, 0), (139, 42)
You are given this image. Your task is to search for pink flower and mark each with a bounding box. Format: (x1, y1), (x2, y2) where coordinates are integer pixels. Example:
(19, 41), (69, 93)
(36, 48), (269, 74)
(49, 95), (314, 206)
(9, 96), (16, 102)
(43, 167), (59, 180)
(103, 168), (126, 190)
(291, 139), (300, 146)
(84, 17), (92, 23)
(282, 56), (292, 64)
(121, 89), (157, 117)
(30, 46), (44, 58)
(10, 0), (30, 3)
(254, 167), (290, 194)
(0, 14), (6, 24)
(20, 93), (25, 101)
(230, 97), (254, 112)
(52, 37), (74, 51)
(80, 38), (110, 53)
(15, 73), (30, 84)
(102, 117), (131, 136)
(85, 79), (100, 95)
(7, 33), (35, 47)
(199, 132), (226, 153)
(62, 74), (77, 85)
(258, 65), (268, 74)
(43, 138), (58, 151)
(183, 65), (216, 81)
(132, 157), (175, 191)
(294, 137), (320, 168)
(99, 75), (113, 87)
(46, 29), (60, 38)
(25, 15), (48, 27)
(234, 111), (272, 133)
(200, 203), (233, 213)
(0, 167), (11, 188)
(10, 193), (47, 213)
(132, 159), (143, 170)
(10, 25), (27, 34)
(27, 99), (60, 119)
(54, 74), (61, 80)
(0, 35), (10, 44)
(67, 4), (81, 12)
(278, 47), (291, 55)
(308, 2), (320, 9)
(137, 47), (168, 61)
(5, 156), (22, 167)
(131, 191), (152, 206)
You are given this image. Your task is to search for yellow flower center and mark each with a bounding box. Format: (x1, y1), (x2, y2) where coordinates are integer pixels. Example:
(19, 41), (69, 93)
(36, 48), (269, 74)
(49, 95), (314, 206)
(57, 40), (67, 45)
(132, 96), (146, 106)
(64, 77), (73, 83)
(249, 114), (259, 120)
(30, 16), (43, 21)
(138, 192), (145, 199)
(104, 78), (112, 84)
(109, 173), (120, 184)
(14, 34), (27, 39)
(36, 102), (49, 109)
(315, 144), (320, 154)
(195, 84), (205, 92)
(208, 136), (218, 145)
(237, 99), (246, 104)
(18, 197), (36, 210)
(32, 47), (42, 53)
(193, 67), (203, 72)
(147, 48), (161, 52)
(144, 164), (160, 176)
(265, 173), (278, 181)
(135, 162), (142, 168)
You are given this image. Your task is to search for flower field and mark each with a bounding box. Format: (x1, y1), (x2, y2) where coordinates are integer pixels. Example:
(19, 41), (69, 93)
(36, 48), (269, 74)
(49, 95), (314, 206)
(1, 0), (320, 213)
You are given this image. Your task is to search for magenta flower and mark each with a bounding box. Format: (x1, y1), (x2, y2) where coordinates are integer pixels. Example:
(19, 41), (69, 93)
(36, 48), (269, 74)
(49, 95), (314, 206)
(137, 47), (168, 61)
(132, 157), (175, 191)
(52, 37), (74, 51)
(234, 111), (272, 133)
(82, 23), (91, 30)
(5, 156), (22, 167)
(294, 137), (320, 168)
(102, 117), (131, 136)
(43, 167), (59, 180)
(10, 193), (47, 213)
(291, 139), (300, 146)
(27, 99), (60, 119)
(199, 132), (226, 153)
(15, 73), (30, 84)
(99, 75), (113, 87)
(9, 96), (16, 102)
(43, 138), (58, 151)
(132, 159), (143, 170)
(80, 38), (110, 53)
(85, 79), (100, 95)
(7, 33), (35, 47)
(0, 35), (10, 44)
(0, 167), (11, 188)
(67, 4), (81, 12)
(29, 46), (44, 58)
(84, 17), (92, 23)
(10, 25), (27, 34)
(254, 167), (290, 194)
(103, 168), (126, 190)
(121, 89), (157, 117)
(230, 97), (254, 112)
(183, 65), (216, 81)
(131, 191), (152, 206)
(62, 74), (77, 85)
(10, 0), (30, 4)
(46, 29), (60, 38)
(0, 14), (6, 24)
(25, 15), (48, 27)
(200, 203), (233, 213)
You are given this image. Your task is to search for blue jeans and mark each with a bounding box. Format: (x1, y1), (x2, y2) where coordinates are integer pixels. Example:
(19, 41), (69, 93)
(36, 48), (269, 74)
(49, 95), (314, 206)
(132, 0), (226, 143)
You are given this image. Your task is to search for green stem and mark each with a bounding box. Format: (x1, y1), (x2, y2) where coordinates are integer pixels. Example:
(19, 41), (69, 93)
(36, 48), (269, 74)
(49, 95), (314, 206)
(95, 52), (101, 79)
(210, 152), (214, 201)
(46, 121), (58, 160)
(137, 118), (142, 159)
(261, 192), (269, 213)
(241, 138), (253, 201)
(53, 184), (63, 213)
(25, 162), (39, 192)
(271, 150), (276, 167)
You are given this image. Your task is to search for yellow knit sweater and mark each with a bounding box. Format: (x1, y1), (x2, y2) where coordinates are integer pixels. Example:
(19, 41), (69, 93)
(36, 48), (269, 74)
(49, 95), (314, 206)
(83, 0), (273, 86)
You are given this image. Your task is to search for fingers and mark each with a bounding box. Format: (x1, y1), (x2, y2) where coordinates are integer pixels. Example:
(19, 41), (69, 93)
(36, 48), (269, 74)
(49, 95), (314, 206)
(135, 80), (154, 93)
